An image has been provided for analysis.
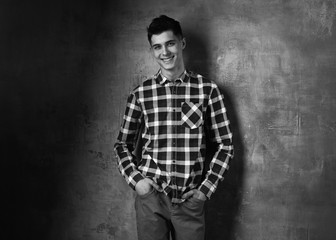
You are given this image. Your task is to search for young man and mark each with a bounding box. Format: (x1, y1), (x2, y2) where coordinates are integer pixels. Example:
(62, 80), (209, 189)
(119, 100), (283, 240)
(114, 15), (233, 240)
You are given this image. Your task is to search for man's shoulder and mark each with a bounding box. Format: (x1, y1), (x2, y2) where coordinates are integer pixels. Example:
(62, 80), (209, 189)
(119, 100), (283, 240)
(131, 74), (158, 93)
(187, 70), (216, 86)
(187, 70), (204, 79)
(142, 74), (159, 86)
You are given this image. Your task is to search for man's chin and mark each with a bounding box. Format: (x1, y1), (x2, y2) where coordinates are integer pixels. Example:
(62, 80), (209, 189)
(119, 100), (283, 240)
(161, 60), (174, 66)
(159, 63), (175, 70)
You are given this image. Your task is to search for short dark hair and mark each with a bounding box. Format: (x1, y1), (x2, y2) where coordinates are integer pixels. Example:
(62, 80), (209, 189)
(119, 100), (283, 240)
(147, 15), (183, 44)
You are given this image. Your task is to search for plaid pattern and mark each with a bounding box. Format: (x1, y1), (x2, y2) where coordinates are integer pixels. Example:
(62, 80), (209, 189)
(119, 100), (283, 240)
(114, 70), (233, 203)
(181, 102), (203, 129)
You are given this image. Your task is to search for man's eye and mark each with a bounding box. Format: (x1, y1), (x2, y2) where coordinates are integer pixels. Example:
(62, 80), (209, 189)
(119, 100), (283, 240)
(167, 42), (175, 46)
(153, 46), (161, 50)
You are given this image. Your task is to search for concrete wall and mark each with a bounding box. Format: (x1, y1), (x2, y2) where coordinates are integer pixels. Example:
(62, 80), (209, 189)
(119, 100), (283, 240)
(3, 0), (336, 239)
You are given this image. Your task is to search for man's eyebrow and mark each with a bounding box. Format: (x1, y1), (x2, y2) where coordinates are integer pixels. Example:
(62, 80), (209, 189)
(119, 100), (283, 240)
(152, 40), (176, 46)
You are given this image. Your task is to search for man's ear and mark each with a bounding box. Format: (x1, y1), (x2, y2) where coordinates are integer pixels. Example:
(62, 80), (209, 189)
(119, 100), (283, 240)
(148, 45), (154, 56)
(182, 38), (186, 49)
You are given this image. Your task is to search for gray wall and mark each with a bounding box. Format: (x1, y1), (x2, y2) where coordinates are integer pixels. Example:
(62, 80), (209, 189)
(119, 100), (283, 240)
(2, 0), (336, 239)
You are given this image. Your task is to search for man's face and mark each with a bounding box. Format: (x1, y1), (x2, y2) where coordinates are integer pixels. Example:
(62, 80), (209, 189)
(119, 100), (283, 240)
(150, 30), (186, 76)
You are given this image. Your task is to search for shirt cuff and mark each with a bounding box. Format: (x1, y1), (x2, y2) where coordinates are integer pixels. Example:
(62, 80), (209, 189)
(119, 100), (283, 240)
(129, 171), (145, 190)
(198, 179), (219, 199)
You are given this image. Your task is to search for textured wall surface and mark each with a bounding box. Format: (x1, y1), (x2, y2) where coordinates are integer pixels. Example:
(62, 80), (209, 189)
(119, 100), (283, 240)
(2, 0), (336, 240)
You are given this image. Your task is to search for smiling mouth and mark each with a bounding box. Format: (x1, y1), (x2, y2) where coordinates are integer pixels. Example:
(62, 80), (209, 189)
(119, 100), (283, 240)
(161, 56), (174, 63)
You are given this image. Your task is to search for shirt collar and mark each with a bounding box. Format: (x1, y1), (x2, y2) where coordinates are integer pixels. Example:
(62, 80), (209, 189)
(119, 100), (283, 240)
(155, 70), (190, 85)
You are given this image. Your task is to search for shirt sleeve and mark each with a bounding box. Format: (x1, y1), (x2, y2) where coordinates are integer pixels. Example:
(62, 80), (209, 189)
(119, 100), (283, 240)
(198, 84), (234, 199)
(114, 92), (145, 190)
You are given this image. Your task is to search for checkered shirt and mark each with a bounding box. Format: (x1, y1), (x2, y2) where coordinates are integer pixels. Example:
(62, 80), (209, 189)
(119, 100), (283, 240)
(114, 70), (234, 203)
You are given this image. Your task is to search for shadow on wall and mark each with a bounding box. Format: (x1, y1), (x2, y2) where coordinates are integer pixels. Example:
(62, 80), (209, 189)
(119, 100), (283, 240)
(184, 25), (246, 240)
(2, 1), (106, 239)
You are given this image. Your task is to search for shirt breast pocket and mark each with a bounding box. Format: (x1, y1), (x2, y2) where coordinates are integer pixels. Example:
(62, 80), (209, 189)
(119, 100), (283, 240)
(181, 102), (203, 129)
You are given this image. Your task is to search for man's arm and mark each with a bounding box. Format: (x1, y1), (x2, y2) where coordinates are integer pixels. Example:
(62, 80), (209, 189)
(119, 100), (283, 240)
(114, 93), (145, 190)
(198, 83), (234, 199)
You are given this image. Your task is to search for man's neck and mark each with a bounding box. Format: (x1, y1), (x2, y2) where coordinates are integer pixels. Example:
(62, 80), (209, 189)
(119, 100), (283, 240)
(161, 67), (185, 81)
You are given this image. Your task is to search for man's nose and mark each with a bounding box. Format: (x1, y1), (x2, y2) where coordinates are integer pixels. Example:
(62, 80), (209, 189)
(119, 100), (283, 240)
(162, 46), (170, 55)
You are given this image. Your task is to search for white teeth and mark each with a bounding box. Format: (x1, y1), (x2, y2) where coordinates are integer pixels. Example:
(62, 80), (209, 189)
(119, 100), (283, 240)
(162, 57), (173, 63)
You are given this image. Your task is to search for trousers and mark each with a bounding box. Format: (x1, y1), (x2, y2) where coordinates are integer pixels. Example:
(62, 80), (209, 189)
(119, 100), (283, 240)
(135, 188), (205, 240)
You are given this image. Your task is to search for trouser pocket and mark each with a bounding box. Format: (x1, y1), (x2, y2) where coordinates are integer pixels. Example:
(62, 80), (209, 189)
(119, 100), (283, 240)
(135, 191), (171, 240)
